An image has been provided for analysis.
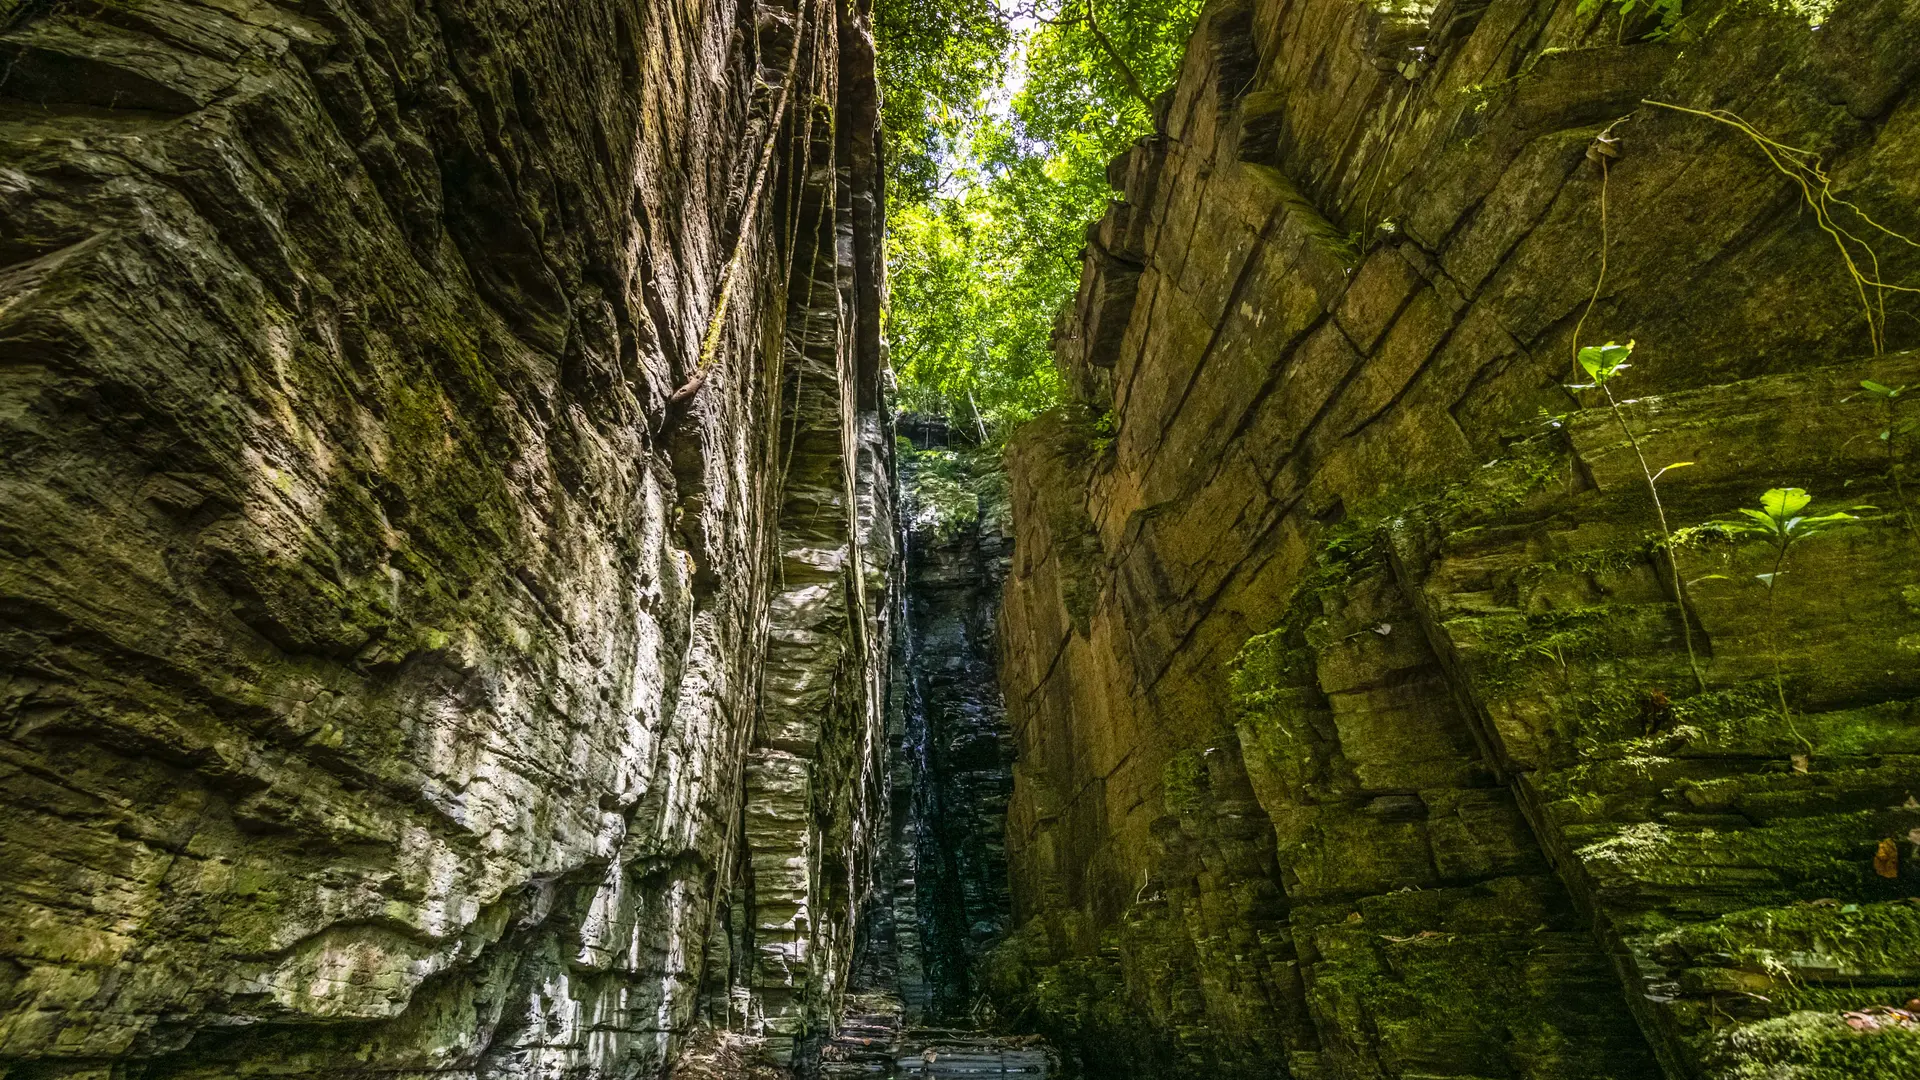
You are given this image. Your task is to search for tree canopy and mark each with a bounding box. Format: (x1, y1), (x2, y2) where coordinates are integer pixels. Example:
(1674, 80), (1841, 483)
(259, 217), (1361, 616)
(872, 0), (1203, 441)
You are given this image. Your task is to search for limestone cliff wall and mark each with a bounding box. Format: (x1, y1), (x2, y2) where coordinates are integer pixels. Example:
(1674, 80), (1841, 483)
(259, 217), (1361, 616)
(0, 0), (891, 1075)
(995, 0), (1920, 1077)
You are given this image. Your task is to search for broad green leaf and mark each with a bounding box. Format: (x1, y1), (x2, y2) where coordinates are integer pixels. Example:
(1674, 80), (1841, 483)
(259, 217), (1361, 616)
(1713, 491), (1861, 548)
(1755, 572), (1778, 585)
(1759, 487), (1812, 520)
(1577, 341), (1634, 383)
(1795, 510), (1862, 536)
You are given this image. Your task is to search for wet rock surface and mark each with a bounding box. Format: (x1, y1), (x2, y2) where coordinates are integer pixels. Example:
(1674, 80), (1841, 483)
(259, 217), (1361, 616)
(890, 423), (1017, 1021)
(994, 0), (1920, 1077)
(0, 0), (892, 1075)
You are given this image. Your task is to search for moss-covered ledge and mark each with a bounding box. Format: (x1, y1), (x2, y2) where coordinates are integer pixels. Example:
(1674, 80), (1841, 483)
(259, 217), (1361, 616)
(1375, 352), (1920, 1078)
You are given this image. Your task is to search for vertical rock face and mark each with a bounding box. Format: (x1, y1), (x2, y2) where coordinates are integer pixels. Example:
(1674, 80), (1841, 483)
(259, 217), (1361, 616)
(890, 424), (1016, 1021)
(0, 0), (891, 1075)
(996, 0), (1920, 1077)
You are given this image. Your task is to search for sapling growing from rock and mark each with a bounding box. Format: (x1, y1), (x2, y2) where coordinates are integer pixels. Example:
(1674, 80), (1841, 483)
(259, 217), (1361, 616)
(1855, 380), (1914, 537)
(1708, 488), (1862, 755)
(1568, 340), (1705, 691)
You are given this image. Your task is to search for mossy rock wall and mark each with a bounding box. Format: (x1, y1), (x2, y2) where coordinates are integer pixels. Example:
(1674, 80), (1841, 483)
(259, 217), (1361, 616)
(996, 0), (1920, 1076)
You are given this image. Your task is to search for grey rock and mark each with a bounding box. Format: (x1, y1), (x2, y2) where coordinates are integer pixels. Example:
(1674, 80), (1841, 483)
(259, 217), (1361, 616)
(0, 0), (893, 1075)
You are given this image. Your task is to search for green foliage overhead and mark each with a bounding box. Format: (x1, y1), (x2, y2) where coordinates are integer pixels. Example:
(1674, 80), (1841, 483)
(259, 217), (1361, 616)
(871, 0), (1010, 205)
(1017, 0), (1200, 147)
(886, 152), (1093, 436)
(874, 0), (1202, 441)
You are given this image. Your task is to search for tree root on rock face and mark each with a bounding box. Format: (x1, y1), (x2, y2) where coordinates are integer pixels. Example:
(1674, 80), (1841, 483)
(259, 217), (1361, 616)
(1643, 98), (1920, 356)
(671, 0), (822, 411)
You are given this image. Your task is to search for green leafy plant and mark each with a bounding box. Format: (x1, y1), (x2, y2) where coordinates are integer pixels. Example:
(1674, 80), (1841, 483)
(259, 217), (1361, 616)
(1577, 0), (1685, 40)
(1707, 488), (1864, 752)
(1568, 341), (1704, 691)
(883, 0), (1202, 440)
(1088, 408), (1116, 454)
(1855, 380), (1915, 536)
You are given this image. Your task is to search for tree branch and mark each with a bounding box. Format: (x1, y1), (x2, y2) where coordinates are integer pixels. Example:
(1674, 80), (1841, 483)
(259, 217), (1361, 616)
(1083, 0), (1154, 110)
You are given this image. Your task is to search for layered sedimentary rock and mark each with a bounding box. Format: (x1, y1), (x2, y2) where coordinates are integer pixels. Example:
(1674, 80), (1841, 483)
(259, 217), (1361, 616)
(995, 0), (1920, 1077)
(889, 426), (1016, 1020)
(0, 0), (891, 1075)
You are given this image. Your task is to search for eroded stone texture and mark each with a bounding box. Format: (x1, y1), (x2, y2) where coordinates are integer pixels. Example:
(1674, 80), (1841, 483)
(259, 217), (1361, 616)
(1390, 352), (1920, 1079)
(996, 0), (1920, 1076)
(0, 0), (891, 1075)
(892, 424), (1016, 1021)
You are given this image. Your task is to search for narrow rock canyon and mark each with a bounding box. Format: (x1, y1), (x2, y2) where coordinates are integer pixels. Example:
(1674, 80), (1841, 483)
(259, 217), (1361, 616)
(3, 0), (1919, 1078)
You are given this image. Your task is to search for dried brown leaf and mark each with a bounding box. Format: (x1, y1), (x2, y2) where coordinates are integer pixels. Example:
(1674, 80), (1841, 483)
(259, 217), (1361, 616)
(1875, 837), (1900, 879)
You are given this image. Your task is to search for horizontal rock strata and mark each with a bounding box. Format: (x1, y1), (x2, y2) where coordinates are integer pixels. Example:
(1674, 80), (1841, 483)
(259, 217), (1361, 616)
(0, 0), (892, 1075)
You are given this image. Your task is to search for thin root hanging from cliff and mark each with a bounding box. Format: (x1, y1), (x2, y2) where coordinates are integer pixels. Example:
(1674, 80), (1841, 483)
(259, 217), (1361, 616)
(1567, 117), (1706, 693)
(774, 0), (834, 503)
(1643, 99), (1920, 355)
(1568, 114), (1629, 385)
(670, 0), (820, 408)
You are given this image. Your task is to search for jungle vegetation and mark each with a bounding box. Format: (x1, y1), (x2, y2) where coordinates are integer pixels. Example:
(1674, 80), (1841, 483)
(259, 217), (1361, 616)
(873, 0), (1202, 440)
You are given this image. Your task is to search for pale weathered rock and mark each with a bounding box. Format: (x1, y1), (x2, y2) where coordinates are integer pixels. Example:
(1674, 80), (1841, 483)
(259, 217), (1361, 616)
(0, 0), (893, 1075)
